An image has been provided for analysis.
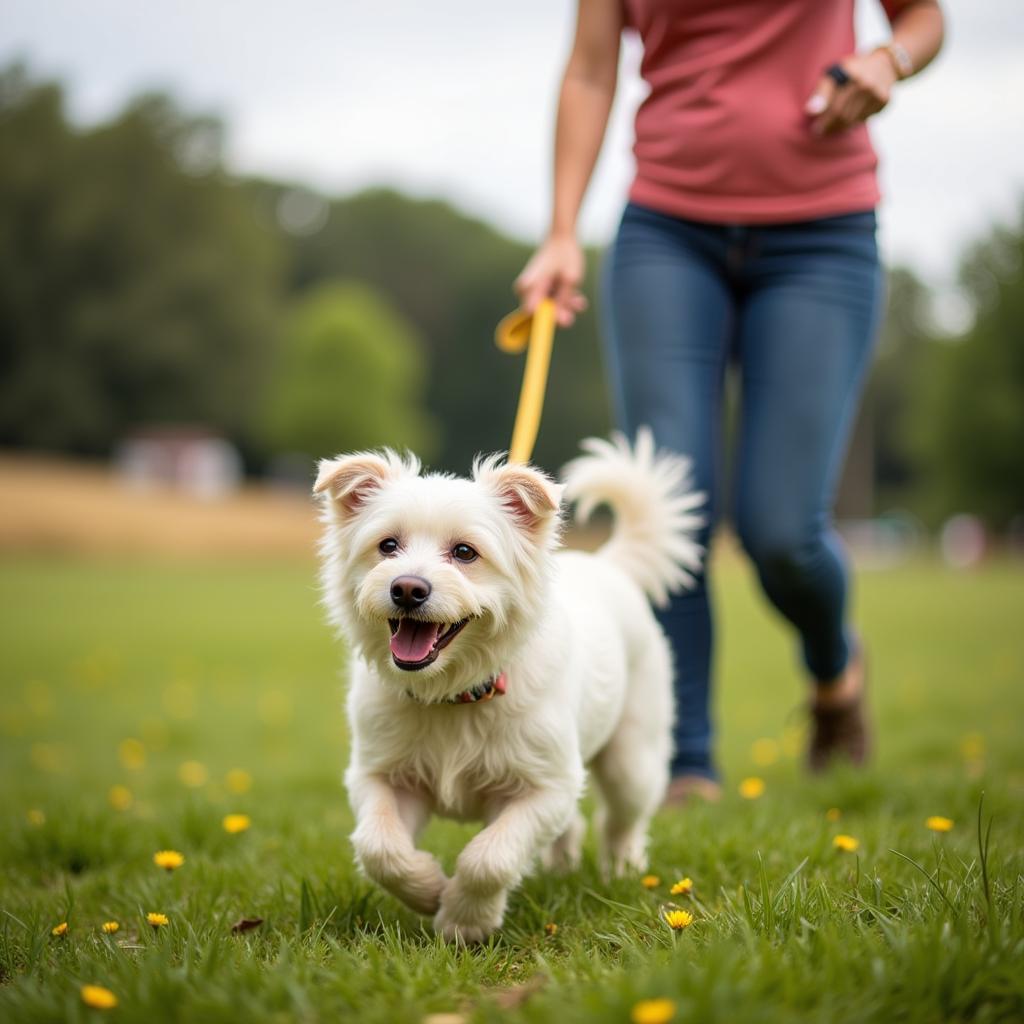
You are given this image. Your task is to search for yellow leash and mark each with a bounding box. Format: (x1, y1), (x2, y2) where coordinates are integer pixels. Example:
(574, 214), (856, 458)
(494, 297), (557, 464)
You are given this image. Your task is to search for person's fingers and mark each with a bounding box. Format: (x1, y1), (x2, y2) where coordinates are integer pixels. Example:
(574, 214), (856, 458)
(554, 277), (580, 326)
(514, 239), (586, 320)
(819, 94), (853, 135)
(811, 76), (849, 135)
(523, 277), (553, 314)
(843, 91), (872, 126)
(824, 89), (873, 135)
(555, 293), (588, 328)
(805, 75), (835, 117)
(513, 259), (541, 300)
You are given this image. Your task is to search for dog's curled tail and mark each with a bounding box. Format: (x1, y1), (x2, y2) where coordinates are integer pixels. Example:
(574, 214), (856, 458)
(561, 428), (706, 607)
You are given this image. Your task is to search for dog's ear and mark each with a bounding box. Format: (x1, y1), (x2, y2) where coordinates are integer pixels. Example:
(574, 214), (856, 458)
(478, 459), (563, 534)
(313, 450), (415, 519)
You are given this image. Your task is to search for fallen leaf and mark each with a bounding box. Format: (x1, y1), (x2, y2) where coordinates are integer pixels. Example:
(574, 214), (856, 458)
(489, 974), (547, 1010)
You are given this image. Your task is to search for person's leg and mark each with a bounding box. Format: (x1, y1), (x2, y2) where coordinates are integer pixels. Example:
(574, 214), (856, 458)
(732, 212), (883, 723)
(602, 203), (733, 783)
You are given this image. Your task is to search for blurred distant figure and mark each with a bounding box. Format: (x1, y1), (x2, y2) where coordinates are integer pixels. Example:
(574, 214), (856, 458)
(516, 0), (944, 798)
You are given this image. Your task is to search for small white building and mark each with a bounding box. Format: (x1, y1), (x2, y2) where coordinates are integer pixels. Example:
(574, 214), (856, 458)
(114, 427), (243, 501)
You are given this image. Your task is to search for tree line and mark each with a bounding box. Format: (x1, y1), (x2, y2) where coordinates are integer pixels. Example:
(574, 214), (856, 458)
(0, 64), (1020, 528)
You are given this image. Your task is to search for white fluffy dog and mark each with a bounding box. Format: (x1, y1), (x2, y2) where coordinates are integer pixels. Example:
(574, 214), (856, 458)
(314, 430), (703, 942)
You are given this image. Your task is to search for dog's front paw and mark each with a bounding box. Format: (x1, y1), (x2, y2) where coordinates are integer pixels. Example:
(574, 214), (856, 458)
(432, 881), (506, 944)
(398, 850), (448, 915)
(354, 835), (447, 916)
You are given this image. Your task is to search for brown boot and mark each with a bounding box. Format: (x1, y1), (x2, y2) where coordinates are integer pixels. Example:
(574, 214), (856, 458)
(808, 647), (871, 773)
(663, 774), (723, 807)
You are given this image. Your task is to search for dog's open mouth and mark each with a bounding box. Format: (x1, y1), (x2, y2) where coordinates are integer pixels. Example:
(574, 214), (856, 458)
(388, 618), (469, 671)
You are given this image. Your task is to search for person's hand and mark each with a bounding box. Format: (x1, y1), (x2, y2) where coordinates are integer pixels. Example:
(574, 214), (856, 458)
(514, 234), (588, 328)
(805, 49), (898, 136)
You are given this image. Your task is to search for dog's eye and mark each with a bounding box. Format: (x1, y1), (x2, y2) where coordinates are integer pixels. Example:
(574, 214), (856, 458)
(378, 538), (399, 556)
(452, 543), (478, 563)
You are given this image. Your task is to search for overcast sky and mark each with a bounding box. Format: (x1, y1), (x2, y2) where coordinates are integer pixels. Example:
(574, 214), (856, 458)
(5, 0), (1023, 290)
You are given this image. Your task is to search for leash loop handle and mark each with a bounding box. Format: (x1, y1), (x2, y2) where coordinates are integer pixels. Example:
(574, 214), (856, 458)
(494, 298), (557, 464)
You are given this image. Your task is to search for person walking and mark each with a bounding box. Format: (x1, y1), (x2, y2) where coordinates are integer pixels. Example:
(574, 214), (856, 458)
(515, 0), (945, 800)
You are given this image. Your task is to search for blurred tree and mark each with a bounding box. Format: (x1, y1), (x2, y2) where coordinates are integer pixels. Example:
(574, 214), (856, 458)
(0, 66), (283, 456)
(860, 266), (937, 507)
(907, 209), (1024, 528)
(264, 282), (438, 460)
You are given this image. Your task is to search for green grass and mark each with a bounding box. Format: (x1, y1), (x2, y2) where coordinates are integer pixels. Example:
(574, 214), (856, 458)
(1, 555), (1022, 1023)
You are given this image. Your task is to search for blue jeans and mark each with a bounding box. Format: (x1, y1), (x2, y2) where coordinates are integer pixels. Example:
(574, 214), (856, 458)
(602, 202), (884, 780)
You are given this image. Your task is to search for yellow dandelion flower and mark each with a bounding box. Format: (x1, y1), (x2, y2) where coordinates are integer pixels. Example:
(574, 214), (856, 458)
(959, 732), (985, 761)
(117, 737), (145, 771)
(222, 813), (251, 834)
(833, 834), (859, 852)
(780, 723), (806, 759)
(80, 985), (118, 1010)
(257, 690), (292, 725)
(153, 849), (185, 871)
(146, 912), (168, 928)
(225, 769), (252, 794)
(631, 997), (677, 1024)
(640, 874), (661, 889)
(670, 877), (694, 896)
(101, 921), (120, 934)
(739, 776), (765, 800)
(108, 784), (133, 811)
(926, 816), (954, 833)
(663, 908), (694, 930)
(178, 760), (208, 788)
(751, 737), (779, 767)
(544, 922), (558, 936)
(51, 921), (69, 937)
(27, 808), (46, 826)
(825, 807), (841, 822)
(31, 741), (66, 774)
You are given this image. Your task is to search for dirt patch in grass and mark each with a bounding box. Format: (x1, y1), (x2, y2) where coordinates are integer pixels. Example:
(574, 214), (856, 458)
(0, 453), (319, 560)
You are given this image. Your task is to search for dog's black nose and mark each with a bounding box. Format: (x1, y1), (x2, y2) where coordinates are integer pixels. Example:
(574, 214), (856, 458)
(390, 575), (431, 610)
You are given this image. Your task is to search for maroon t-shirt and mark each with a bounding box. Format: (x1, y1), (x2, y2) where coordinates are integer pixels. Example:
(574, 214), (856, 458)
(622, 0), (906, 224)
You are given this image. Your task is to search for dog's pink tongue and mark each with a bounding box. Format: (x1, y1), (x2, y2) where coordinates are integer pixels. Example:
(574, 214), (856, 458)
(390, 620), (441, 662)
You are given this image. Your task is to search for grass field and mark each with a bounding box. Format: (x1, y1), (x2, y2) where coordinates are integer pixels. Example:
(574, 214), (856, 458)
(1, 554), (1022, 1023)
